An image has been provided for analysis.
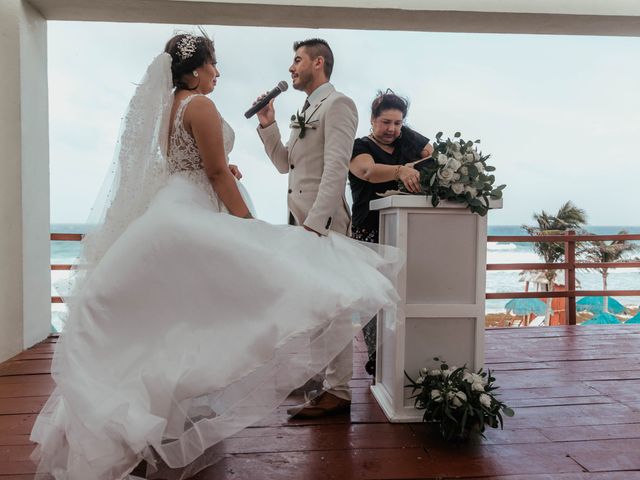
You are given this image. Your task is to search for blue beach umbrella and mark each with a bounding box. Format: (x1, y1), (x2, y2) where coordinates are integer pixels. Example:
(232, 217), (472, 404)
(625, 312), (640, 324)
(504, 298), (549, 316)
(581, 312), (621, 325)
(576, 296), (626, 315)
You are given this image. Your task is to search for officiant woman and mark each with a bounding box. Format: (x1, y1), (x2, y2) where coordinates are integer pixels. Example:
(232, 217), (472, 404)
(348, 89), (434, 376)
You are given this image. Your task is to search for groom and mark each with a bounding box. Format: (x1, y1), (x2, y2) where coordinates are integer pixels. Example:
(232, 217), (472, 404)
(256, 38), (358, 418)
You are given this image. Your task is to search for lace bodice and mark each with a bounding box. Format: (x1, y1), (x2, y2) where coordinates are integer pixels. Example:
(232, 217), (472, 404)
(167, 94), (235, 174)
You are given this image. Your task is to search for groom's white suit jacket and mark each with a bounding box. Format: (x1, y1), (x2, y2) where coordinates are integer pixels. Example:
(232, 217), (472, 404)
(258, 82), (358, 236)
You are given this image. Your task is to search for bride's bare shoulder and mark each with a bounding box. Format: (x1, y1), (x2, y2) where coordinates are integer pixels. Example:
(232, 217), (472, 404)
(184, 95), (220, 127)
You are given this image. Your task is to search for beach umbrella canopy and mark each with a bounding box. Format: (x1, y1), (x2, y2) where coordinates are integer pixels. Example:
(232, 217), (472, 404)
(576, 296), (626, 315)
(581, 312), (621, 325)
(505, 298), (549, 316)
(625, 312), (640, 324)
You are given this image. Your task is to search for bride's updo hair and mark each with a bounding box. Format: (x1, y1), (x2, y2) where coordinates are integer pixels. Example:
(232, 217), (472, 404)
(371, 89), (410, 119)
(164, 34), (215, 90)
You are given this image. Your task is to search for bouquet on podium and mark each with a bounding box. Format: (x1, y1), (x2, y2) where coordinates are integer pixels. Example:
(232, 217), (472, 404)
(400, 132), (505, 216)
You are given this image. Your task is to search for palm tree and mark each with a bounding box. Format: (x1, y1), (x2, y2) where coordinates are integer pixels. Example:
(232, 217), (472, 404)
(523, 201), (587, 324)
(583, 230), (638, 313)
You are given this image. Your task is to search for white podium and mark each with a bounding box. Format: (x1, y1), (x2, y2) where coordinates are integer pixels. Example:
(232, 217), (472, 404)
(369, 195), (502, 422)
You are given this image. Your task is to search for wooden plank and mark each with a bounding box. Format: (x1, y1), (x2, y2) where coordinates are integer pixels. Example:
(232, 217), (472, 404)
(0, 361), (52, 377)
(459, 474), (640, 480)
(0, 461), (37, 475)
(0, 383), (54, 399)
(192, 446), (583, 480)
(0, 434), (31, 447)
(0, 375), (54, 386)
(0, 415), (36, 435)
(541, 423), (640, 442)
(0, 397), (48, 415)
(216, 424), (422, 454)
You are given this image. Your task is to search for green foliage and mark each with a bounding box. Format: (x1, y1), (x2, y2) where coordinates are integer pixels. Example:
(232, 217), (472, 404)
(405, 358), (514, 442)
(522, 201), (588, 285)
(398, 133), (505, 216)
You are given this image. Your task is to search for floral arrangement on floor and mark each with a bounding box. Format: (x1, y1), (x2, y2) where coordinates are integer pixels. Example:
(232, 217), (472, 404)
(400, 132), (505, 216)
(405, 357), (514, 441)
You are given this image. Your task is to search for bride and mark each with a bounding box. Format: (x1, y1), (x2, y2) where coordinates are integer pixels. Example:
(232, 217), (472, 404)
(30, 33), (401, 480)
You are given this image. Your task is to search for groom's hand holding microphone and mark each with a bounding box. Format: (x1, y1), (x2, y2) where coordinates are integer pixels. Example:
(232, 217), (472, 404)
(247, 81), (288, 128)
(254, 95), (276, 129)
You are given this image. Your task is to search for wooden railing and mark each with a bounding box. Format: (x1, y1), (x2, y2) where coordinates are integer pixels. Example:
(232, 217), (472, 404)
(50, 232), (83, 303)
(52, 231), (640, 325)
(487, 232), (640, 325)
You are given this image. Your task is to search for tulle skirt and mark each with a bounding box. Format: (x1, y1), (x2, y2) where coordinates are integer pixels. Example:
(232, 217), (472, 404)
(30, 174), (402, 480)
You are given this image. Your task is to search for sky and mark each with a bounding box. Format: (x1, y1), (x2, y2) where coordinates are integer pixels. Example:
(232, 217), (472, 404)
(48, 22), (640, 226)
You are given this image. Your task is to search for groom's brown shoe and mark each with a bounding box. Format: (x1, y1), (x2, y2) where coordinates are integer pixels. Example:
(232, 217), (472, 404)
(287, 391), (351, 419)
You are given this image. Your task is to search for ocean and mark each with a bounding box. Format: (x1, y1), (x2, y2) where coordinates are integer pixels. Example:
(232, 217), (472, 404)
(50, 224), (640, 330)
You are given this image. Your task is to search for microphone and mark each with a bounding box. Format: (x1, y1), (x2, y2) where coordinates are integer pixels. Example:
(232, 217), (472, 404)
(244, 81), (288, 119)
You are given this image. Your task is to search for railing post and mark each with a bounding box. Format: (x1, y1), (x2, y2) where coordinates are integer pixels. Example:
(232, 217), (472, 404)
(565, 231), (577, 325)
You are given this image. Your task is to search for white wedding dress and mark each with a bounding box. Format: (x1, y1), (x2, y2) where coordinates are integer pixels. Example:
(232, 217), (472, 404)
(30, 92), (402, 480)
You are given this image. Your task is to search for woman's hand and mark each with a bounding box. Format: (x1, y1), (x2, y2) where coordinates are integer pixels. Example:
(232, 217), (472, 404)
(229, 164), (242, 180)
(398, 165), (422, 193)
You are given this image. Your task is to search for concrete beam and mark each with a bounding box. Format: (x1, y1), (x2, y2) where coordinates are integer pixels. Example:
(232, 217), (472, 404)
(28, 0), (640, 36)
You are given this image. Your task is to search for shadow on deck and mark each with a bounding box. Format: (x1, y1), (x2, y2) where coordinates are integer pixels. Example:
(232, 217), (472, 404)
(3, 326), (640, 479)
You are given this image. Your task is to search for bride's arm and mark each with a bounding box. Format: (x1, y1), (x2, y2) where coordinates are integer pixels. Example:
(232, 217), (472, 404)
(186, 96), (252, 218)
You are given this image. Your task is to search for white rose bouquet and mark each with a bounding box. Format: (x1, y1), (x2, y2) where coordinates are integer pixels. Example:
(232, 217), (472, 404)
(405, 357), (514, 441)
(400, 132), (505, 216)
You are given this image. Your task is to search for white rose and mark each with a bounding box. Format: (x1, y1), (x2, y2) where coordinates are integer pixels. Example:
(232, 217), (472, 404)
(472, 381), (485, 392)
(479, 393), (492, 408)
(463, 372), (487, 385)
(451, 142), (461, 152)
(449, 390), (467, 408)
(437, 153), (448, 165)
(464, 153), (474, 164)
(431, 389), (443, 402)
(416, 376), (425, 385)
(451, 183), (464, 195)
(452, 151), (463, 161)
(453, 173), (461, 181)
(464, 185), (478, 198)
(428, 369), (441, 376)
(420, 367), (428, 375)
(474, 161), (485, 173)
(441, 365), (458, 378)
(446, 158), (461, 171)
(437, 167), (455, 184)
(459, 166), (469, 175)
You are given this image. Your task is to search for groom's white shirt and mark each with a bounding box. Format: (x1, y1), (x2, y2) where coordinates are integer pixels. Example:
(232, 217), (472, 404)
(258, 82), (358, 236)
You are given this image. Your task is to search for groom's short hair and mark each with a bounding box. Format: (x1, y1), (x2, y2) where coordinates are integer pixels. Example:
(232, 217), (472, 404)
(293, 38), (334, 79)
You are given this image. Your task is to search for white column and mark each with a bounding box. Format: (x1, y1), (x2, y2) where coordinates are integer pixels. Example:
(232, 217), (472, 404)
(0, 0), (50, 363)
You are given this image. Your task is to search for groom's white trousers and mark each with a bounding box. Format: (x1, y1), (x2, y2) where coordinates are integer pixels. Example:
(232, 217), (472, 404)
(311, 330), (352, 401)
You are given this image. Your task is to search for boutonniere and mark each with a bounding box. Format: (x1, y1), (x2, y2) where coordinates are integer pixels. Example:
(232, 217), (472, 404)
(289, 111), (318, 139)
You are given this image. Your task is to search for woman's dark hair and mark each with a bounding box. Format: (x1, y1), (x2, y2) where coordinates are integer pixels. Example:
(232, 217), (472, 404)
(371, 89), (409, 119)
(164, 34), (215, 90)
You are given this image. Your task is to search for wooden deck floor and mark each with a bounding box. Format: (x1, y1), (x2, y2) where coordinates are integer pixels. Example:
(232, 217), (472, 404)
(3, 326), (640, 479)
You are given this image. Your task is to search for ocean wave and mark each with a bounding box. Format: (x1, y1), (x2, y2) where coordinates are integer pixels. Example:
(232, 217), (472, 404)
(487, 242), (518, 251)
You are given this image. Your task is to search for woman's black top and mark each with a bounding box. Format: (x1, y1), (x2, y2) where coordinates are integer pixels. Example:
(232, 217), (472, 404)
(349, 126), (429, 234)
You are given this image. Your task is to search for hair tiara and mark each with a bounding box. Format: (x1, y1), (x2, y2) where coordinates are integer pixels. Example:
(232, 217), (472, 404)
(176, 35), (198, 61)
